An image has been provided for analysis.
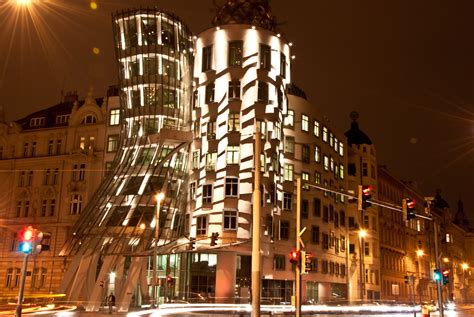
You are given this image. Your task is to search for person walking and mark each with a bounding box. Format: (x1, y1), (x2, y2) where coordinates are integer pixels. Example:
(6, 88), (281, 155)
(107, 293), (116, 314)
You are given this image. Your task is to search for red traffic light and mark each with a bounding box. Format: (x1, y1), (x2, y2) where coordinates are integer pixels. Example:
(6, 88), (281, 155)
(407, 199), (416, 209)
(289, 250), (299, 264)
(362, 185), (373, 196)
(20, 227), (35, 241)
(442, 269), (449, 276)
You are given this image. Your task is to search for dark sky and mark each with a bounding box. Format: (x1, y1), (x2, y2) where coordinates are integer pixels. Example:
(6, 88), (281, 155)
(0, 0), (473, 220)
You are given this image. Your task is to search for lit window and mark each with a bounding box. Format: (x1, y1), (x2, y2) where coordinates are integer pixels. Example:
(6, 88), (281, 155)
(301, 114), (309, 132)
(260, 44), (271, 70)
(192, 151), (200, 169)
(30, 117), (45, 127)
(323, 155), (329, 171)
(314, 120), (320, 137)
(202, 184), (213, 204)
(81, 115), (97, 125)
(207, 121), (216, 140)
(224, 210), (238, 230)
(202, 45), (212, 72)
(314, 145), (321, 163)
(330, 157), (334, 171)
(284, 164), (294, 181)
(285, 110), (294, 127)
(228, 113), (240, 132)
(228, 80), (241, 99)
(284, 136), (294, 154)
(322, 126), (328, 142)
(205, 152), (217, 171)
(446, 233), (452, 243)
(226, 146), (240, 164)
(315, 172), (321, 184)
(69, 194), (83, 215)
(107, 135), (119, 152)
(339, 164), (344, 180)
(109, 109), (120, 126)
(225, 178), (239, 197)
(339, 142), (344, 156)
(329, 132), (334, 147)
(205, 83), (215, 103)
(196, 215), (207, 235)
(302, 172), (309, 190)
(228, 41), (243, 66)
(190, 182), (196, 201)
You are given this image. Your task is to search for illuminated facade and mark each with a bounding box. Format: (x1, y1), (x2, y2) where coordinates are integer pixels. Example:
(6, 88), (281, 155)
(0, 89), (120, 299)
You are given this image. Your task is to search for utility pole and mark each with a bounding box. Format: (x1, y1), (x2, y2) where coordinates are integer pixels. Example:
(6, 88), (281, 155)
(251, 128), (261, 317)
(15, 254), (29, 317)
(434, 221), (444, 317)
(295, 177), (302, 317)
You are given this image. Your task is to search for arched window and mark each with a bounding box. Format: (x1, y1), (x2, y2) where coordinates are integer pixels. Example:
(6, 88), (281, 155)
(81, 115), (97, 125)
(69, 194), (83, 215)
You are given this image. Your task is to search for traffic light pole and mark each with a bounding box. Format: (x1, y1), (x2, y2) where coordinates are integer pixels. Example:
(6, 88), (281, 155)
(295, 177), (302, 317)
(434, 221), (444, 317)
(251, 128), (261, 317)
(15, 254), (29, 317)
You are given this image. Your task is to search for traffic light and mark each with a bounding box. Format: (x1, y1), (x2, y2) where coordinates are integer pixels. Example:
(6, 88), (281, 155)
(289, 250), (299, 265)
(442, 269), (450, 285)
(403, 198), (416, 220)
(358, 185), (373, 210)
(433, 269), (442, 282)
(18, 226), (35, 254)
(166, 275), (174, 286)
(210, 232), (219, 246)
(301, 251), (313, 274)
(34, 230), (51, 254)
(188, 237), (196, 250)
(404, 275), (409, 284)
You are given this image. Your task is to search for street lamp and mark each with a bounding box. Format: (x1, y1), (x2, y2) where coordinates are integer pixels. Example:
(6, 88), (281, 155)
(416, 249), (424, 303)
(152, 192), (165, 308)
(15, 0), (32, 6)
(358, 229), (367, 300)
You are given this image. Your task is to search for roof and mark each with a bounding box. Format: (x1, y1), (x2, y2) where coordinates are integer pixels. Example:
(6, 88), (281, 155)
(15, 97), (104, 130)
(344, 111), (372, 146)
(212, 0), (277, 31)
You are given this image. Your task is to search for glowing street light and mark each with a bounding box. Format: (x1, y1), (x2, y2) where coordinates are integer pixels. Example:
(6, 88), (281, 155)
(358, 229), (367, 238)
(462, 263), (469, 270)
(416, 249), (424, 257)
(443, 257), (450, 263)
(15, 0), (32, 6)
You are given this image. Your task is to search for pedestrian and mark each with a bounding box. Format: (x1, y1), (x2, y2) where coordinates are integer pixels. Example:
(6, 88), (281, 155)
(107, 293), (116, 314)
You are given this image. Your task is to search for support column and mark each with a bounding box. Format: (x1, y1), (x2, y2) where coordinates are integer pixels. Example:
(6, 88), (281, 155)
(215, 252), (237, 303)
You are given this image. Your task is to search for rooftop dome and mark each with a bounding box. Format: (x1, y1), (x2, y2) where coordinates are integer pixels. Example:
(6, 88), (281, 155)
(344, 111), (373, 146)
(212, 0), (277, 31)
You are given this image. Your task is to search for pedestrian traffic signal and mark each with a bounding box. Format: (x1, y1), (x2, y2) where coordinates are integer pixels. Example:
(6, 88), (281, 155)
(433, 269), (442, 282)
(18, 226), (35, 254)
(210, 232), (219, 246)
(358, 185), (373, 210)
(34, 230), (51, 254)
(301, 251), (313, 274)
(442, 269), (450, 285)
(403, 198), (416, 220)
(289, 250), (299, 265)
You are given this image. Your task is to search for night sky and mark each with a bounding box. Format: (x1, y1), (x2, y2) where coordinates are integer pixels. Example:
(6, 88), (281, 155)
(0, 0), (473, 221)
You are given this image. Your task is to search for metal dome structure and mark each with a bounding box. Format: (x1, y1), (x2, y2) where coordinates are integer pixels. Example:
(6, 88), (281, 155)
(212, 0), (277, 31)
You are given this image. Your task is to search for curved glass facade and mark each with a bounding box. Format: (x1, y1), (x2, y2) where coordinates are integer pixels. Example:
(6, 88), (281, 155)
(63, 8), (193, 258)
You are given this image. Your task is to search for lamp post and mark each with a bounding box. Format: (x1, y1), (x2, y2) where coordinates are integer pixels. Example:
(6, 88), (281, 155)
(152, 192), (165, 308)
(416, 249), (424, 304)
(462, 263), (469, 303)
(358, 229), (367, 301)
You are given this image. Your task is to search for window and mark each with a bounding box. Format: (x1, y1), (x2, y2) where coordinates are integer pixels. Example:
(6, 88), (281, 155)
(285, 110), (294, 127)
(27, 171), (33, 186)
(228, 113), (240, 132)
(207, 121), (216, 140)
(311, 226), (320, 244)
(322, 233), (329, 249)
(302, 172), (309, 190)
(72, 164), (86, 181)
(364, 242), (370, 256)
(107, 135), (119, 152)
(226, 145), (240, 164)
(202, 184), (213, 204)
(23, 142), (29, 157)
(257, 81), (269, 102)
(81, 115), (97, 124)
(30, 117), (45, 127)
(109, 109), (120, 126)
(339, 164), (345, 180)
(192, 151), (200, 169)
(322, 126), (328, 142)
(256, 120), (266, 138)
(315, 172), (321, 184)
(52, 168), (59, 185)
(314, 120), (320, 137)
(48, 140), (54, 155)
(49, 199), (55, 216)
(329, 132), (334, 147)
(228, 80), (241, 99)
(283, 192), (292, 210)
(323, 155), (329, 171)
(205, 83), (215, 103)
(69, 194), (83, 215)
(314, 145), (321, 162)
(340, 235), (346, 252)
(340, 211), (346, 226)
(196, 216), (207, 235)
(223, 210), (238, 230)
(362, 162), (368, 176)
(323, 206), (329, 222)
(228, 41), (243, 66)
(314, 198), (321, 217)
(190, 182), (196, 201)
(284, 164), (294, 181)
(202, 45), (212, 72)
(330, 156), (334, 171)
(280, 53), (286, 77)
(274, 255), (286, 270)
(56, 114), (69, 124)
(205, 152), (217, 171)
(56, 139), (62, 155)
(225, 177), (239, 197)
(260, 44), (271, 70)
(31, 142), (36, 156)
(284, 136), (294, 154)
(280, 221), (289, 240)
(301, 114), (309, 132)
(339, 141), (344, 156)
(302, 145), (310, 163)
(43, 169), (51, 185)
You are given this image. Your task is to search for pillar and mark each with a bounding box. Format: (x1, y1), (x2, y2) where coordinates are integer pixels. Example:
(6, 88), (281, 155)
(215, 251), (237, 303)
